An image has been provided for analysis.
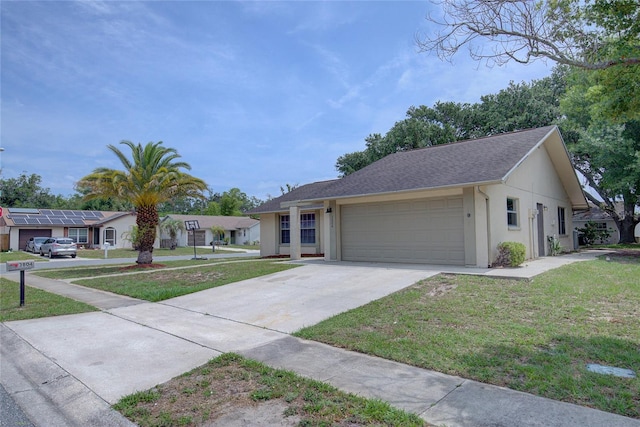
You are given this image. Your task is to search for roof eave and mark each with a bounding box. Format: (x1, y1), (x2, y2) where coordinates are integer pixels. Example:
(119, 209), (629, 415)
(292, 179), (505, 205)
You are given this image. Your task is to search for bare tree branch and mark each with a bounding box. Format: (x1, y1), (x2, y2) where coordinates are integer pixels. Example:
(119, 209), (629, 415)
(417, 0), (640, 70)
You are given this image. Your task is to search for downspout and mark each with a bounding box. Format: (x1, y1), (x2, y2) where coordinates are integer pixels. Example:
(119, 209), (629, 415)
(477, 186), (492, 267)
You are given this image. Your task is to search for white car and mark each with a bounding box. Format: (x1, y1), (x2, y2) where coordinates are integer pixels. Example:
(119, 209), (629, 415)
(25, 237), (49, 253)
(40, 237), (77, 258)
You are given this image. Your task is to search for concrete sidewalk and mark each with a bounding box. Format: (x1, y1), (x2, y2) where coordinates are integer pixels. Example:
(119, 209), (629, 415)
(2, 251), (638, 427)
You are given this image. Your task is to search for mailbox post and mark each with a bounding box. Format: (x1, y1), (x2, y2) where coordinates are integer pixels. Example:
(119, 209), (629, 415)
(6, 260), (35, 306)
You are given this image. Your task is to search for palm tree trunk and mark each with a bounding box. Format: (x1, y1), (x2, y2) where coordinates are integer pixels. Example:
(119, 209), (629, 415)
(136, 204), (158, 264)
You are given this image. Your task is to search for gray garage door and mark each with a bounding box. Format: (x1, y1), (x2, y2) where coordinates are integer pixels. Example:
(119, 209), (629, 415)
(341, 197), (465, 265)
(187, 230), (206, 246)
(19, 229), (52, 251)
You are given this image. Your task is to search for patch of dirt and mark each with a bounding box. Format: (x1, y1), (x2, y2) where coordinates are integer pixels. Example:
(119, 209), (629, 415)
(122, 356), (427, 426)
(601, 249), (640, 264)
(205, 401), (300, 426)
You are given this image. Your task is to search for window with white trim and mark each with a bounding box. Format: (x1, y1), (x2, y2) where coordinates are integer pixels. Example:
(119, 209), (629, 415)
(280, 215), (290, 244)
(300, 213), (316, 244)
(68, 228), (89, 244)
(557, 207), (566, 235)
(507, 198), (519, 228)
(105, 227), (116, 246)
(280, 213), (316, 244)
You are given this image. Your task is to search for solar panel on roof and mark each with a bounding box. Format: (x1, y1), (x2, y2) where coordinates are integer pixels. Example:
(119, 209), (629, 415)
(71, 218), (85, 225)
(63, 210), (75, 216)
(8, 208), (39, 214)
(52, 218), (64, 225)
(39, 218), (53, 224)
(40, 210), (53, 216)
(49, 210), (66, 217)
(13, 218), (28, 225)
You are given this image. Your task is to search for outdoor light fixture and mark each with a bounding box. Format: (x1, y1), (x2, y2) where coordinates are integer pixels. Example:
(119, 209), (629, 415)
(326, 207), (332, 213)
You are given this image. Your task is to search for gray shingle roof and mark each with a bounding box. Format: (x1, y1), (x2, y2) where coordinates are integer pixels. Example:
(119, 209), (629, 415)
(312, 126), (557, 200)
(249, 126), (564, 214)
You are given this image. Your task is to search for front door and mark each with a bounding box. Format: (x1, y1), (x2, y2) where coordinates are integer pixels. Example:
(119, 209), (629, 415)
(537, 203), (545, 257)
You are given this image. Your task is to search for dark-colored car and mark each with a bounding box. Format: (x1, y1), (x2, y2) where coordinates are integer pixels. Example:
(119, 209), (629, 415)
(40, 237), (77, 258)
(25, 236), (49, 253)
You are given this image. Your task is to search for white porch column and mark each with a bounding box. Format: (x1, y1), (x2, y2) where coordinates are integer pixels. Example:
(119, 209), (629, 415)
(323, 201), (337, 261)
(289, 206), (301, 260)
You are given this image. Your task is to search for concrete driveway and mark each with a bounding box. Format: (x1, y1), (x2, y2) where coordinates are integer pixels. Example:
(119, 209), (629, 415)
(3, 262), (435, 405)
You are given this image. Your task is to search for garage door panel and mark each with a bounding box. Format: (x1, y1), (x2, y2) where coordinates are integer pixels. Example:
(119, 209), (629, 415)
(341, 197), (464, 265)
(19, 229), (52, 251)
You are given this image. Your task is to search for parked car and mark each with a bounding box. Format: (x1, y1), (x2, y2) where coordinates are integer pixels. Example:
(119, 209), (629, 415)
(25, 236), (49, 253)
(40, 237), (77, 258)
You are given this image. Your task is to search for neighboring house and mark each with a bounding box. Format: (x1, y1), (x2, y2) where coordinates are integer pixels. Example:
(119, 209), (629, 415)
(572, 204), (620, 245)
(160, 214), (260, 247)
(247, 126), (589, 267)
(0, 208), (140, 251)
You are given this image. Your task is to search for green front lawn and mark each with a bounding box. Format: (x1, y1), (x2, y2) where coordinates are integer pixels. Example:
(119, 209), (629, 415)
(295, 257), (640, 418)
(72, 260), (299, 301)
(0, 251), (47, 263)
(0, 278), (98, 321)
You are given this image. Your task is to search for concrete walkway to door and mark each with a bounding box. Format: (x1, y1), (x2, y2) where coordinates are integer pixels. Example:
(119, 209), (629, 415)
(2, 250), (638, 427)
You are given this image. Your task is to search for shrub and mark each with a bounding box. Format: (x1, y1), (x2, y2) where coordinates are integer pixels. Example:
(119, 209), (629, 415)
(495, 242), (526, 267)
(576, 221), (612, 245)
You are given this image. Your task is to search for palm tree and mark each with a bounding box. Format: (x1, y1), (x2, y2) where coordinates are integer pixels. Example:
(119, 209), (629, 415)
(78, 141), (207, 264)
(160, 217), (185, 250)
(211, 225), (225, 246)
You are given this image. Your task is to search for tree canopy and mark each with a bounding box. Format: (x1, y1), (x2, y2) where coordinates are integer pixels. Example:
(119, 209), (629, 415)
(336, 69), (566, 176)
(0, 173), (66, 208)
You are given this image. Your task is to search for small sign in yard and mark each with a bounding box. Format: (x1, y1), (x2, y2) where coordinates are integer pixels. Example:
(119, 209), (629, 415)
(5, 261), (35, 307)
(6, 260), (35, 271)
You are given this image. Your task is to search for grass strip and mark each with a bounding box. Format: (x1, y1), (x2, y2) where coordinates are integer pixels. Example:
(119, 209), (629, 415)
(0, 278), (98, 321)
(72, 261), (299, 301)
(114, 353), (427, 427)
(32, 257), (258, 280)
(295, 258), (640, 418)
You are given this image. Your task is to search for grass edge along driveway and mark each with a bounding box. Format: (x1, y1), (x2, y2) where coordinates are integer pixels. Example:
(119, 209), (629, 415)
(295, 258), (640, 419)
(53, 260), (299, 302)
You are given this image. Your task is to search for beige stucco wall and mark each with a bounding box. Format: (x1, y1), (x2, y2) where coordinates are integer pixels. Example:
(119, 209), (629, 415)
(258, 214), (277, 257)
(102, 214), (139, 249)
(483, 144), (575, 262)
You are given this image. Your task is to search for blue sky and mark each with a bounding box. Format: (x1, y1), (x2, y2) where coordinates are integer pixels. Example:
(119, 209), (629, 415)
(1, 1), (552, 202)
